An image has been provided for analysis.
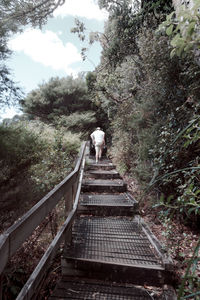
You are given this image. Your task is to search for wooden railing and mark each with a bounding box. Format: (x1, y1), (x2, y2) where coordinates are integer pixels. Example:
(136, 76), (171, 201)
(0, 141), (87, 300)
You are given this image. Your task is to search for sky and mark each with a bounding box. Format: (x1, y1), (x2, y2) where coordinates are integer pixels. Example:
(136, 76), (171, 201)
(1, 0), (108, 119)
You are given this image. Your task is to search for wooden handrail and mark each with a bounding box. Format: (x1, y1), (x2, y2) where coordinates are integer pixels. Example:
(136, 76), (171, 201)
(0, 141), (87, 279)
(16, 148), (86, 300)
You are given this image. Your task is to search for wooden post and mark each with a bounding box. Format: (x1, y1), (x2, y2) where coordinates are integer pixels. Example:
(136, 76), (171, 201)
(64, 186), (73, 245)
(65, 187), (73, 218)
(72, 175), (78, 205)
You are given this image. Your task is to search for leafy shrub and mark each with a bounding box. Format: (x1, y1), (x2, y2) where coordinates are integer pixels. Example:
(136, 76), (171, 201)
(158, 0), (200, 61)
(21, 75), (92, 122)
(0, 120), (81, 231)
(28, 122), (81, 193)
(150, 112), (200, 221)
(0, 123), (45, 184)
(53, 111), (97, 137)
(102, 28), (182, 179)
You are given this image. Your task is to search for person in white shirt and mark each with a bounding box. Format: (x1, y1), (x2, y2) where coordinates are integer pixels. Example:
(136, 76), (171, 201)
(90, 127), (105, 163)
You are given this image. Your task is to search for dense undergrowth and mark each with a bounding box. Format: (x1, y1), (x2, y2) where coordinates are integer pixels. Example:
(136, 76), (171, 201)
(0, 120), (81, 298)
(0, 120), (81, 232)
(85, 0), (200, 227)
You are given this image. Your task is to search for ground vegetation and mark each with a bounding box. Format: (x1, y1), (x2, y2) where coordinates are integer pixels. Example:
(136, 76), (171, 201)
(0, 120), (81, 233)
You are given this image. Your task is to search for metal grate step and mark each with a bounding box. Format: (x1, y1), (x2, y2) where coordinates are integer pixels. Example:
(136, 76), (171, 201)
(49, 277), (153, 299)
(85, 169), (121, 179)
(62, 217), (165, 285)
(80, 193), (135, 207)
(78, 193), (138, 216)
(65, 217), (162, 267)
(82, 179), (127, 192)
(86, 163), (115, 171)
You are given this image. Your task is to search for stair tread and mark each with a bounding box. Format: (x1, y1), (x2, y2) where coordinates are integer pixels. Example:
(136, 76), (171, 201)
(83, 179), (126, 186)
(64, 216), (163, 269)
(87, 169), (119, 174)
(49, 277), (154, 299)
(80, 193), (135, 207)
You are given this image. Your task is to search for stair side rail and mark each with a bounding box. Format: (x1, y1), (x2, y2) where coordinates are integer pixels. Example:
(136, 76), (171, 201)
(0, 141), (87, 299)
(16, 144), (87, 300)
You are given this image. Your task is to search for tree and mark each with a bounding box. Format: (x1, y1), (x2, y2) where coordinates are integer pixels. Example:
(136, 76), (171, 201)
(0, 0), (65, 31)
(0, 63), (23, 108)
(72, 1), (174, 71)
(0, 0), (65, 108)
(21, 75), (94, 122)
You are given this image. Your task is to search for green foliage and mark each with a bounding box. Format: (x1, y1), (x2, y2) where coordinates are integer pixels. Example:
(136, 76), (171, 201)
(0, 120), (81, 227)
(158, 0), (200, 61)
(98, 0), (173, 68)
(85, 71), (111, 137)
(95, 27), (184, 178)
(149, 112), (200, 220)
(101, 4), (142, 68)
(141, 0), (173, 17)
(0, 63), (23, 108)
(0, 122), (47, 221)
(21, 75), (91, 121)
(98, 0), (132, 12)
(0, 0), (65, 31)
(86, 71), (97, 93)
(20, 74), (106, 137)
(0, 123), (45, 184)
(71, 18), (86, 42)
(53, 111), (97, 138)
(110, 100), (137, 174)
(73, 1), (173, 70)
(28, 121), (81, 192)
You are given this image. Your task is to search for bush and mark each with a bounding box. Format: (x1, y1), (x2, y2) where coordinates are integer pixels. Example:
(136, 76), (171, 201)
(0, 121), (81, 231)
(27, 121), (81, 193)
(0, 123), (45, 184)
(53, 111), (97, 138)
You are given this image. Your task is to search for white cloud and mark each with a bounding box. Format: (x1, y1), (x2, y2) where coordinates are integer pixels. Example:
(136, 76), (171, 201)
(8, 29), (81, 74)
(54, 0), (108, 20)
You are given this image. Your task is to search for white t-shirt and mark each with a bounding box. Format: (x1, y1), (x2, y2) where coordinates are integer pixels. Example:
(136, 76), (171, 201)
(91, 130), (105, 143)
